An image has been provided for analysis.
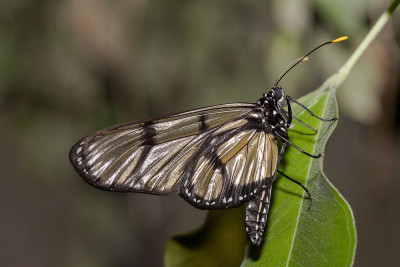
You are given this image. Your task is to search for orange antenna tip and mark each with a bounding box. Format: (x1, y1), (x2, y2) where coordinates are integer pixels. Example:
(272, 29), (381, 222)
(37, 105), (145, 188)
(331, 36), (348, 43)
(274, 36), (347, 86)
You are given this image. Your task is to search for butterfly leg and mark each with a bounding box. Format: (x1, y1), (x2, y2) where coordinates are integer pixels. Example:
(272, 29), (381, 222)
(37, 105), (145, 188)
(283, 97), (317, 133)
(286, 113), (318, 133)
(276, 134), (322, 158)
(277, 170), (312, 210)
(245, 186), (272, 246)
(286, 96), (337, 122)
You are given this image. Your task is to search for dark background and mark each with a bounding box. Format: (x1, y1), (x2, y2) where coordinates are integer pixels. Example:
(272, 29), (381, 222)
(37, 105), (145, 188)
(0, 0), (399, 266)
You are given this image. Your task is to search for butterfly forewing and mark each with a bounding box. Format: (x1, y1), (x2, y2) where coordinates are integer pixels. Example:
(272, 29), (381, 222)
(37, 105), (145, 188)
(71, 104), (250, 188)
(70, 103), (278, 209)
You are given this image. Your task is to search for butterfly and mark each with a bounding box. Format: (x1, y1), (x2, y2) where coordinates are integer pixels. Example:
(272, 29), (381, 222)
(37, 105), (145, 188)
(69, 36), (347, 246)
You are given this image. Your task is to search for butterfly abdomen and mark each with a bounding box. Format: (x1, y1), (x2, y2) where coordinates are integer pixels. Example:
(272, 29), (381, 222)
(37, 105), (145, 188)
(245, 187), (272, 246)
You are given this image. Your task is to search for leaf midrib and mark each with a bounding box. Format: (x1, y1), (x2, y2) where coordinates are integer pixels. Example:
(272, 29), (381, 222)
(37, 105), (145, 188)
(284, 92), (329, 267)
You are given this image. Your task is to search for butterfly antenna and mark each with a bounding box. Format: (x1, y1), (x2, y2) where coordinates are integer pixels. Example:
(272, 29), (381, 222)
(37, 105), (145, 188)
(274, 57), (309, 87)
(274, 36), (348, 86)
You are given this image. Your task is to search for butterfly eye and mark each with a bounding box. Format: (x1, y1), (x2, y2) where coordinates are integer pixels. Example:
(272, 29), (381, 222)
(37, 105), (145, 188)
(272, 86), (285, 101)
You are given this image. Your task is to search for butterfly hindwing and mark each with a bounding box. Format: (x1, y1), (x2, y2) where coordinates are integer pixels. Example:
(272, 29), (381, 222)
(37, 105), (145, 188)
(180, 123), (278, 209)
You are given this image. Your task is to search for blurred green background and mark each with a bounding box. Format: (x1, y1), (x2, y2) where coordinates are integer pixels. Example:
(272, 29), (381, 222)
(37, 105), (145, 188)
(0, 0), (399, 266)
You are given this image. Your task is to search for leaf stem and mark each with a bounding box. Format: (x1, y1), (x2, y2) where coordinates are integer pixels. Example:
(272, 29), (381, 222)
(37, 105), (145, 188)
(322, 0), (399, 92)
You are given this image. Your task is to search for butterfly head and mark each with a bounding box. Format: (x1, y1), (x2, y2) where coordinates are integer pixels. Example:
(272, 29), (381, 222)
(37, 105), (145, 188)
(257, 86), (285, 106)
(270, 86), (285, 102)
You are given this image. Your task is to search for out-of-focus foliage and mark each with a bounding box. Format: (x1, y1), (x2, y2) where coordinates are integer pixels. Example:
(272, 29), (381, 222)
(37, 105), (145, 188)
(165, 208), (247, 267)
(0, 0), (399, 266)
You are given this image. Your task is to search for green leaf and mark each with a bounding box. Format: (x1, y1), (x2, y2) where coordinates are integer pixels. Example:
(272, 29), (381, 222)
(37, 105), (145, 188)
(241, 87), (356, 267)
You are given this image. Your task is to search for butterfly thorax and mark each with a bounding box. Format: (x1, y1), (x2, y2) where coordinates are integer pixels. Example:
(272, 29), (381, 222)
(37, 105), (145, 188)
(255, 87), (289, 139)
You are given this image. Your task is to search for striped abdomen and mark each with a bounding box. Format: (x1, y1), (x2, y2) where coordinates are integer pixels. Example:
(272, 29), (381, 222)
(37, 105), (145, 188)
(245, 187), (272, 246)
